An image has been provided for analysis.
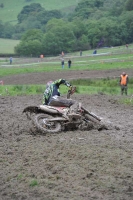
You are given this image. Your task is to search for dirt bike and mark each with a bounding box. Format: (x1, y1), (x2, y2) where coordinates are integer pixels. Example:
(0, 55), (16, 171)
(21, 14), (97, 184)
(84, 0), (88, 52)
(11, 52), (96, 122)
(23, 87), (107, 134)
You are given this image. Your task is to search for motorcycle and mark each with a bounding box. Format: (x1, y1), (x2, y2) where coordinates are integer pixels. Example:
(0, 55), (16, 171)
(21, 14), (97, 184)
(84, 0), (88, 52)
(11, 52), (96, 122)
(23, 87), (107, 134)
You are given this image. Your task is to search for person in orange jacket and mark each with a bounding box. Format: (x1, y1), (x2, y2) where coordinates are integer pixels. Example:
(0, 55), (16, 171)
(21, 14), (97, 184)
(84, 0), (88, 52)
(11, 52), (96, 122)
(120, 72), (129, 95)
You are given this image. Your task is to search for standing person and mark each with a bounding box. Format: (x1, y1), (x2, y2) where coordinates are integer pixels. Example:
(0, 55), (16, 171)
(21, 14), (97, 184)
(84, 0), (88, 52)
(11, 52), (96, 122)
(9, 57), (13, 64)
(120, 72), (129, 95)
(43, 79), (78, 113)
(40, 54), (44, 61)
(61, 59), (64, 69)
(80, 50), (82, 56)
(93, 49), (97, 54)
(61, 51), (64, 57)
(68, 59), (72, 68)
(126, 44), (128, 49)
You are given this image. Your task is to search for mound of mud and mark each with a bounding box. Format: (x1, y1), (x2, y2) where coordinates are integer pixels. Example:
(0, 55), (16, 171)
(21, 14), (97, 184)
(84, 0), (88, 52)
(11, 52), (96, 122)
(1, 93), (133, 200)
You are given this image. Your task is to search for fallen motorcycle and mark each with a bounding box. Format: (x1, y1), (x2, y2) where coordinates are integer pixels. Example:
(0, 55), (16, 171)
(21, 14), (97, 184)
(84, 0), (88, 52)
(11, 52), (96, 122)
(23, 87), (107, 134)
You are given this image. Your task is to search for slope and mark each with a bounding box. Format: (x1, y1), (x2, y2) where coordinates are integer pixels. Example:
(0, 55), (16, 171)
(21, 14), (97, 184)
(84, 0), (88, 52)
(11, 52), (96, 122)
(0, 0), (79, 24)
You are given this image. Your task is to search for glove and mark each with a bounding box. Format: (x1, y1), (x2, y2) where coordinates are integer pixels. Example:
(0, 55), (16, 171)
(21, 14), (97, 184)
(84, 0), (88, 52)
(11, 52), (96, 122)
(69, 86), (76, 95)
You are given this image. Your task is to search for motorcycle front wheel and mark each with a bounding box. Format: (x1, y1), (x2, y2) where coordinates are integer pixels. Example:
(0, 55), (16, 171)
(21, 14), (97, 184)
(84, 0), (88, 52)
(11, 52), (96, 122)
(34, 114), (61, 134)
(85, 114), (100, 124)
(85, 114), (108, 131)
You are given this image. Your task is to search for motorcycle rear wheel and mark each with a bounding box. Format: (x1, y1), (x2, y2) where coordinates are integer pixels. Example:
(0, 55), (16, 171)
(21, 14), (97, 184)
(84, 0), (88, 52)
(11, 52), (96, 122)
(34, 114), (61, 133)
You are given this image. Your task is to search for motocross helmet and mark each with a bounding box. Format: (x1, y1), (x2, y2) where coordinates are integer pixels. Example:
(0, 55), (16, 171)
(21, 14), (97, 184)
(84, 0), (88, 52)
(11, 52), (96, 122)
(122, 72), (126, 75)
(46, 80), (53, 88)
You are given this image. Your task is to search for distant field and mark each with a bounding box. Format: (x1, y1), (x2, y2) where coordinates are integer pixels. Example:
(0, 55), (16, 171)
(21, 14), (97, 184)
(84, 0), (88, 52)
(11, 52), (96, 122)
(0, 38), (20, 54)
(0, 0), (79, 24)
(0, 44), (133, 76)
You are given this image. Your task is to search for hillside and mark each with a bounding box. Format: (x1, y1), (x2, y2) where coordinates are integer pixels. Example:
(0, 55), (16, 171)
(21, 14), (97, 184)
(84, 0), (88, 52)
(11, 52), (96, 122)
(0, 0), (79, 24)
(0, 38), (19, 54)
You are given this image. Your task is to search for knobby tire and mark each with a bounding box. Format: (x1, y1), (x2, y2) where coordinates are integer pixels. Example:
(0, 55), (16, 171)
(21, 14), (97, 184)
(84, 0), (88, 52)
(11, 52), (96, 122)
(34, 114), (61, 134)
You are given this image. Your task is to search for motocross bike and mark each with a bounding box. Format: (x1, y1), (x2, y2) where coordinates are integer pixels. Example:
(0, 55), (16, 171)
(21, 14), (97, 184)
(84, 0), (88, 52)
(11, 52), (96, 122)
(23, 87), (107, 134)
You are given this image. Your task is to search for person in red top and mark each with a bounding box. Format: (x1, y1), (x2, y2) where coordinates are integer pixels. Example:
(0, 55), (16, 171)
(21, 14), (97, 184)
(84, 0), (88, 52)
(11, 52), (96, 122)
(120, 72), (129, 95)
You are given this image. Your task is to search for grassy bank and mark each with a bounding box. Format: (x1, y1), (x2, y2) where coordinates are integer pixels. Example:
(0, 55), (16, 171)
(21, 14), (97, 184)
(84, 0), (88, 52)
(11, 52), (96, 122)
(0, 78), (133, 96)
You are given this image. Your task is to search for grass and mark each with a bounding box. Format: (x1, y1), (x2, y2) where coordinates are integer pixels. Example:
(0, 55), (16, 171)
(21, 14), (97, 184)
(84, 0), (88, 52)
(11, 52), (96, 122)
(0, 0), (79, 24)
(0, 44), (133, 106)
(0, 45), (133, 78)
(29, 179), (38, 187)
(0, 38), (20, 54)
(0, 60), (132, 77)
(0, 85), (45, 96)
(0, 78), (133, 96)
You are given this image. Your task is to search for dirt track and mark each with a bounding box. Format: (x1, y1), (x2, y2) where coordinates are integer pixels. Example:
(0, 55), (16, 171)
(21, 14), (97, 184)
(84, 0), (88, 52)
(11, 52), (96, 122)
(0, 68), (133, 200)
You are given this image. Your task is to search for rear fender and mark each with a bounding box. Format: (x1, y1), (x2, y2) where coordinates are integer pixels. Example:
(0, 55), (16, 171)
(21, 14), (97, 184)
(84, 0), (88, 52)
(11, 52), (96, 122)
(39, 105), (64, 114)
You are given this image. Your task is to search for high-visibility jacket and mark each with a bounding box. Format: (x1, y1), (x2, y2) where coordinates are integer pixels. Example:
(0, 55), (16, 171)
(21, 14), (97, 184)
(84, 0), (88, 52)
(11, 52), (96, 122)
(120, 74), (128, 85)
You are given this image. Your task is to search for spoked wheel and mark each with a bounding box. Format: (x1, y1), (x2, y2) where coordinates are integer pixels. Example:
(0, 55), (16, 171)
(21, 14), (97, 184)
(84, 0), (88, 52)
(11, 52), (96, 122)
(34, 114), (61, 134)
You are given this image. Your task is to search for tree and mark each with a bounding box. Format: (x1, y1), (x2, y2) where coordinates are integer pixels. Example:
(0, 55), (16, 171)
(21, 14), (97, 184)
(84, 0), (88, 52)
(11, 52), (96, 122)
(45, 19), (65, 32)
(125, 0), (133, 11)
(73, 0), (104, 19)
(0, 3), (4, 8)
(119, 11), (133, 43)
(21, 29), (44, 42)
(36, 9), (62, 25)
(43, 23), (76, 55)
(15, 40), (43, 56)
(17, 3), (43, 23)
(2, 22), (14, 38)
(0, 21), (4, 37)
(15, 29), (44, 56)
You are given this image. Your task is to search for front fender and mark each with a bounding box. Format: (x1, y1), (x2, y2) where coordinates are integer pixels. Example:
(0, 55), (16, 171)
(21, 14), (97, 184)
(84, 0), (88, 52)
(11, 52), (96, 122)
(23, 106), (39, 114)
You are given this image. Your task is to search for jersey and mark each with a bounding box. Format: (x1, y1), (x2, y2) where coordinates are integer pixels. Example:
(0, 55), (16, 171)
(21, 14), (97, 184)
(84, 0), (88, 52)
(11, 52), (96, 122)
(43, 79), (71, 105)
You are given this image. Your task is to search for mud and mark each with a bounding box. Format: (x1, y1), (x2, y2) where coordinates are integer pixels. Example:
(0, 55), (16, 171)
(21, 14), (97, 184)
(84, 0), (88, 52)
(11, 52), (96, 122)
(0, 69), (133, 200)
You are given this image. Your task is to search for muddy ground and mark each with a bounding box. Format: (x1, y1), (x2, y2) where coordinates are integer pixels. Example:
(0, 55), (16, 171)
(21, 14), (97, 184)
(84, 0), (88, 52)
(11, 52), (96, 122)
(0, 68), (133, 200)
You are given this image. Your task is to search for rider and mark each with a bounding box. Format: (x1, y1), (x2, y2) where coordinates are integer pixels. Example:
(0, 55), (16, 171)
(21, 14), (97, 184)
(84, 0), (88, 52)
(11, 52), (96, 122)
(43, 79), (79, 113)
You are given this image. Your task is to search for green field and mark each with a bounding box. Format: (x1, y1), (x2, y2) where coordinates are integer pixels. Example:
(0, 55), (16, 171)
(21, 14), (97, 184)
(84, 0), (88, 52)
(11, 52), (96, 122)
(0, 0), (79, 24)
(0, 38), (20, 54)
(0, 43), (133, 73)
(0, 44), (133, 102)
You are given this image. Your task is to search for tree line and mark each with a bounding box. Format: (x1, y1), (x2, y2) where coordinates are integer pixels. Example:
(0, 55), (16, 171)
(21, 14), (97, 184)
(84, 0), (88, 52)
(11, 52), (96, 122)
(0, 0), (133, 56)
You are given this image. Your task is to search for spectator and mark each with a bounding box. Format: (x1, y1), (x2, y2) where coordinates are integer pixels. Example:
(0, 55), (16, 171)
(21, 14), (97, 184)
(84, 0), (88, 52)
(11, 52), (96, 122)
(61, 51), (64, 57)
(93, 49), (97, 54)
(61, 59), (64, 69)
(9, 57), (13, 64)
(126, 44), (128, 49)
(68, 59), (72, 68)
(120, 72), (129, 95)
